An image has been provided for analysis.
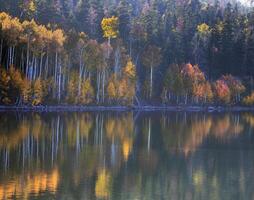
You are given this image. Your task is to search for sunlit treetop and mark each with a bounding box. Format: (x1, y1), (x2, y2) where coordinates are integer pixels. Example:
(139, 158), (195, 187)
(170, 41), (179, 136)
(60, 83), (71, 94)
(0, 14), (23, 45)
(124, 59), (136, 80)
(52, 29), (66, 49)
(101, 16), (119, 40)
(0, 12), (11, 23)
(197, 23), (211, 36)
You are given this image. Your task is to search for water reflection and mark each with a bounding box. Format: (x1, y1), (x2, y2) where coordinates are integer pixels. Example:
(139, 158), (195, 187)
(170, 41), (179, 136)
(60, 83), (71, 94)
(0, 112), (254, 199)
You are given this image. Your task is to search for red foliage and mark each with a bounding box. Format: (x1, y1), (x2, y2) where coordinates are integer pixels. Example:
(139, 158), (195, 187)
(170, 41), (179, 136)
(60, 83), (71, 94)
(213, 80), (231, 104)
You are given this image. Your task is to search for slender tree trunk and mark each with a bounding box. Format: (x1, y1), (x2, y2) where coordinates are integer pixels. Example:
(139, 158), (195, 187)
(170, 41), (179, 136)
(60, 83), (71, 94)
(55, 52), (58, 84)
(78, 53), (83, 98)
(102, 70), (105, 103)
(97, 72), (101, 104)
(34, 57), (37, 80)
(45, 51), (49, 78)
(58, 57), (62, 102)
(32, 55), (36, 80)
(148, 118), (151, 151)
(39, 53), (43, 77)
(7, 46), (11, 69)
(12, 46), (15, 65)
(150, 66), (153, 99)
(26, 40), (30, 78)
(0, 38), (3, 65)
(114, 46), (120, 76)
(9, 46), (11, 67)
(185, 94), (188, 105)
(21, 49), (24, 73)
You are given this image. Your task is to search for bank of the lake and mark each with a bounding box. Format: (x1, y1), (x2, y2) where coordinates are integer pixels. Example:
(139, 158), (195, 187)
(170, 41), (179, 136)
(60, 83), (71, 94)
(1, 105), (254, 112)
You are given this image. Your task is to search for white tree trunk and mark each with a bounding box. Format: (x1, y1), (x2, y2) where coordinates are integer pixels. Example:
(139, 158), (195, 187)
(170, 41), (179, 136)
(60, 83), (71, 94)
(150, 66), (153, 99)
(97, 72), (101, 104)
(148, 118), (151, 151)
(102, 70), (105, 103)
(0, 38), (3, 65)
(26, 40), (30, 78)
(58, 58), (62, 102)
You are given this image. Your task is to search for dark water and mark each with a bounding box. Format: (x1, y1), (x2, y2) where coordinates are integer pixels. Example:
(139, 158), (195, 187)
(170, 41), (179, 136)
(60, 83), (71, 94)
(0, 111), (254, 200)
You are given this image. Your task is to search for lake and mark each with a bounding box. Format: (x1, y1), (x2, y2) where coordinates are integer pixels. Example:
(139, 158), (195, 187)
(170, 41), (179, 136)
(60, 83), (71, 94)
(0, 111), (254, 200)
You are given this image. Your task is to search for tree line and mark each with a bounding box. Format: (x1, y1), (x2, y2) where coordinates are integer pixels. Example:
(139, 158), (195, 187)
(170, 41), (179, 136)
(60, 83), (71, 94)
(0, 0), (254, 106)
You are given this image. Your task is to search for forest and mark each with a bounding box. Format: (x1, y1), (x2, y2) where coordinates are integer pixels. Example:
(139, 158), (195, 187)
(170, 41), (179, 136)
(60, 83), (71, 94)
(0, 0), (254, 106)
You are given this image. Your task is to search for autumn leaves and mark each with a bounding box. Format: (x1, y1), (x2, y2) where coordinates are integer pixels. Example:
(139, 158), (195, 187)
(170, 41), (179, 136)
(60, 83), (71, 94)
(0, 13), (137, 106)
(162, 63), (246, 104)
(0, 12), (251, 106)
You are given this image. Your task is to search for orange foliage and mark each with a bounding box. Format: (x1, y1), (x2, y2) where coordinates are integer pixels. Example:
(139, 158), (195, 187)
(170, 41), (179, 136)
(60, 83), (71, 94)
(242, 91), (254, 106)
(213, 80), (231, 104)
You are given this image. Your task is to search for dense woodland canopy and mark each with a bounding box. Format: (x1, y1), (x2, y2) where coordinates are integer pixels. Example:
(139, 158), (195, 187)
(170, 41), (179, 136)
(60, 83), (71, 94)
(0, 0), (254, 106)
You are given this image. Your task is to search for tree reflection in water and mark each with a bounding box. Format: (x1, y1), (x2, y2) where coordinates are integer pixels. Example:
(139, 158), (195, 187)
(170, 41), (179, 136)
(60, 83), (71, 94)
(0, 112), (254, 199)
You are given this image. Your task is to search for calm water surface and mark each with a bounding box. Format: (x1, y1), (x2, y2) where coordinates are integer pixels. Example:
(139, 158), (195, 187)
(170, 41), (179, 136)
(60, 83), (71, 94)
(0, 111), (254, 200)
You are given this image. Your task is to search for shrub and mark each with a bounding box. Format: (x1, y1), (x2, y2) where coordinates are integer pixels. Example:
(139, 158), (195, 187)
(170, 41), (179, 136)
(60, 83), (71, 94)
(242, 92), (254, 106)
(213, 80), (231, 104)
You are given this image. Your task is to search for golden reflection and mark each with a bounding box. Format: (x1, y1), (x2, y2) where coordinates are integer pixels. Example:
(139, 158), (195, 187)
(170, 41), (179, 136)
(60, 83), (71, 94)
(0, 169), (59, 200)
(95, 169), (111, 199)
(193, 170), (204, 187)
(105, 113), (134, 161)
(67, 113), (93, 147)
(211, 115), (230, 137)
(183, 117), (212, 155)
(122, 138), (133, 161)
(0, 112), (253, 199)
(0, 121), (29, 149)
(243, 113), (254, 128)
(161, 113), (250, 155)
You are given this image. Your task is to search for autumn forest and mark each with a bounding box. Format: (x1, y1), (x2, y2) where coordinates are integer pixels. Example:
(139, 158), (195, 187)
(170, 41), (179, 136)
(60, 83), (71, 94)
(1, 0), (254, 106)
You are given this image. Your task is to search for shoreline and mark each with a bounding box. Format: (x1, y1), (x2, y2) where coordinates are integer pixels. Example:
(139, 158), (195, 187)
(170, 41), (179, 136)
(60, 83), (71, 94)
(1, 105), (254, 112)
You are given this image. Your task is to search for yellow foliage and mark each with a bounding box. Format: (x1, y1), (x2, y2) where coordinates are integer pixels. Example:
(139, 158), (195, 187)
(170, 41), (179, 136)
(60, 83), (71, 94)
(67, 72), (78, 103)
(32, 78), (43, 106)
(119, 78), (128, 98)
(101, 16), (119, 39)
(52, 29), (66, 50)
(9, 66), (23, 87)
(107, 64), (136, 104)
(0, 68), (11, 104)
(0, 12), (10, 22)
(193, 81), (213, 103)
(197, 23), (210, 36)
(124, 59), (136, 80)
(28, 1), (36, 13)
(107, 80), (117, 100)
(80, 78), (94, 104)
(242, 92), (254, 106)
(0, 14), (23, 45)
